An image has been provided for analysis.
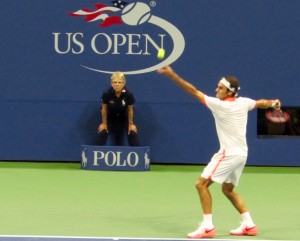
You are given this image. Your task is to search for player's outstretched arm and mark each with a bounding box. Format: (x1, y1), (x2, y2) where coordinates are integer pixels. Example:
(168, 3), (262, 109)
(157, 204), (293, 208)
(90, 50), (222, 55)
(255, 99), (281, 109)
(157, 66), (205, 103)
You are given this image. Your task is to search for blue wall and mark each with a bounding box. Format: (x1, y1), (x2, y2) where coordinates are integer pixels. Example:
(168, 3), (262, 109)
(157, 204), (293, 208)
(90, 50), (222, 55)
(1, 0), (299, 166)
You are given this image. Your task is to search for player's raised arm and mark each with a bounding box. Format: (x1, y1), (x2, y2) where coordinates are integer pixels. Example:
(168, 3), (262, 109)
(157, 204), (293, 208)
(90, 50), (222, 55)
(255, 99), (281, 109)
(157, 66), (205, 103)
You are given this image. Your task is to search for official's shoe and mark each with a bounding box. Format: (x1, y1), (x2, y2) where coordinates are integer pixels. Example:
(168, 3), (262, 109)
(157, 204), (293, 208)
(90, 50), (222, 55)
(230, 222), (258, 236)
(187, 223), (216, 239)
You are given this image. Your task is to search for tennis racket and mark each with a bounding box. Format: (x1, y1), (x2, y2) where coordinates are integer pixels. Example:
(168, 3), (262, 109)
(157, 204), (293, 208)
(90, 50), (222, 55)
(265, 109), (290, 123)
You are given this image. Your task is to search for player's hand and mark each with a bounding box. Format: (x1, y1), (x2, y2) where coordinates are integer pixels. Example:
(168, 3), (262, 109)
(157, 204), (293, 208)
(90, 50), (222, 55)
(157, 65), (174, 76)
(271, 99), (281, 110)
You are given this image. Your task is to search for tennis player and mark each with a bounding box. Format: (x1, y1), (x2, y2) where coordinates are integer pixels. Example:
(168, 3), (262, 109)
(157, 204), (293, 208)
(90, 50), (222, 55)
(157, 66), (280, 238)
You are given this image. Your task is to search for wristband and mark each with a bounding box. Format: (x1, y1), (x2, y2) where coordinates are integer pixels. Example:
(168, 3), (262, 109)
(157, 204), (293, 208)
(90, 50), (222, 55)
(270, 100), (278, 108)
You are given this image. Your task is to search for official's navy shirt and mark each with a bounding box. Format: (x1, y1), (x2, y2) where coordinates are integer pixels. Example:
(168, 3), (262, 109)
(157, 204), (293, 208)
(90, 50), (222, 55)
(101, 87), (135, 122)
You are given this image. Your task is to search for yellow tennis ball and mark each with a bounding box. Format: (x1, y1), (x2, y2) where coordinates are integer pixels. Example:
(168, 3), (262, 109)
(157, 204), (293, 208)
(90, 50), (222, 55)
(157, 48), (165, 59)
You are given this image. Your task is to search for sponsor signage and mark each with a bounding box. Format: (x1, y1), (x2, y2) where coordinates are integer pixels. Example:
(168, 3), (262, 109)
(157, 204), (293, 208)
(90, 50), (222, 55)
(81, 145), (150, 171)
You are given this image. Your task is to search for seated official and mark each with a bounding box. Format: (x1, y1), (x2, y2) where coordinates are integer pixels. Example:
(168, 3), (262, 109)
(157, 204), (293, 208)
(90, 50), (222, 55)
(97, 71), (140, 146)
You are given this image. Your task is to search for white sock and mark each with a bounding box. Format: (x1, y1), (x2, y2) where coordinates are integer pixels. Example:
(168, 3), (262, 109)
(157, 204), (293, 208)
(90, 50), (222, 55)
(241, 211), (255, 227)
(203, 214), (214, 228)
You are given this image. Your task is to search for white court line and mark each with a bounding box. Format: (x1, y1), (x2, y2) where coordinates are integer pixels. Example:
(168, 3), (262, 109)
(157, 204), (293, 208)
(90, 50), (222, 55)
(0, 235), (295, 241)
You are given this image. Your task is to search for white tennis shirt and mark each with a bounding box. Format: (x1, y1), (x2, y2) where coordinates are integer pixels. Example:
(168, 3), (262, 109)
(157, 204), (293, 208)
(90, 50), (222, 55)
(204, 95), (256, 156)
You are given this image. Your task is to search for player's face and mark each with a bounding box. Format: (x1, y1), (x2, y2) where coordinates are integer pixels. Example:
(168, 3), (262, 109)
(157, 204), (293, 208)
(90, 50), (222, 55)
(111, 78), (125, 93)
(215, 82), (232, 100)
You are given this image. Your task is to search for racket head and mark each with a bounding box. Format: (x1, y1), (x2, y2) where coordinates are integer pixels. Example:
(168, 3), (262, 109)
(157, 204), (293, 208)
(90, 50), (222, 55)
(265, 109), (290, 123)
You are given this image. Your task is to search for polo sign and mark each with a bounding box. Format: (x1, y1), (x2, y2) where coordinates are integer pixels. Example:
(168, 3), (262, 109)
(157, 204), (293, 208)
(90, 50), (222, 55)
(81, 145), (150, 171)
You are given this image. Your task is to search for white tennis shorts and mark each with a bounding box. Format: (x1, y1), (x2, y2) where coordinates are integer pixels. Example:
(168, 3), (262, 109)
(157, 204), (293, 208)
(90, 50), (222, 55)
(201, 152), (247, 186)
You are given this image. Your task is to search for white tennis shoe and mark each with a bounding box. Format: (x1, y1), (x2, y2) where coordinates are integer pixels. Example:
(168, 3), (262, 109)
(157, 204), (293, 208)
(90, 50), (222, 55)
(187, 222), (216, 239)
(230, 222), (258, 236)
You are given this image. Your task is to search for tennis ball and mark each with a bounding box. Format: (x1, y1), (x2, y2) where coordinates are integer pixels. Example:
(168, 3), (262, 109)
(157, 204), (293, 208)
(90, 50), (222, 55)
(121, 3), (152, 26)
(157, 48), (165, 59)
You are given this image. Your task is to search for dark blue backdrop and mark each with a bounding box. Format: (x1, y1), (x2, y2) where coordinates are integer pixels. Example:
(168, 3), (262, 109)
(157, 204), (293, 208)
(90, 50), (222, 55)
(1, 0), (299, 166)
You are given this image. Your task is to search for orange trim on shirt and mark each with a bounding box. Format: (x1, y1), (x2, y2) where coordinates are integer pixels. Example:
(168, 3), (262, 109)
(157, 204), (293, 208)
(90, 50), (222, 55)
(201, 95), (207, 106)
(223, 97), (236, 101)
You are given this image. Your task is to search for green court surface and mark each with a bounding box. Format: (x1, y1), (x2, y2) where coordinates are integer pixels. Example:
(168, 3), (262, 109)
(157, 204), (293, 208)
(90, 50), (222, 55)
(0, 162), (299, 240)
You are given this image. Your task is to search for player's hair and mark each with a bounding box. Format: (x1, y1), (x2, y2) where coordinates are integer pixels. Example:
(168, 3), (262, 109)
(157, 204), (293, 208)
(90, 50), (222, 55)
(224, 76), (240, 97)
(111, 71), (126, 84)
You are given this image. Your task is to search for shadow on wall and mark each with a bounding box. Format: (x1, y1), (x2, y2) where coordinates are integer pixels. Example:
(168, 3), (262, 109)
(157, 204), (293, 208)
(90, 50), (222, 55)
(134, 103), (160, 146)
(77, 102), (101, 145)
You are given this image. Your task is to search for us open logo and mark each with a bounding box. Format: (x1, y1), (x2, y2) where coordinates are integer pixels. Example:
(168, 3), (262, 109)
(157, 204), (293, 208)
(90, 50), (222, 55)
(53, 1), (185, 75)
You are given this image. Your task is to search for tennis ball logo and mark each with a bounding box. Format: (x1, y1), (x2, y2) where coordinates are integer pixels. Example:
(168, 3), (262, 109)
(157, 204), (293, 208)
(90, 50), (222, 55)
(121, 2), (152, 26)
